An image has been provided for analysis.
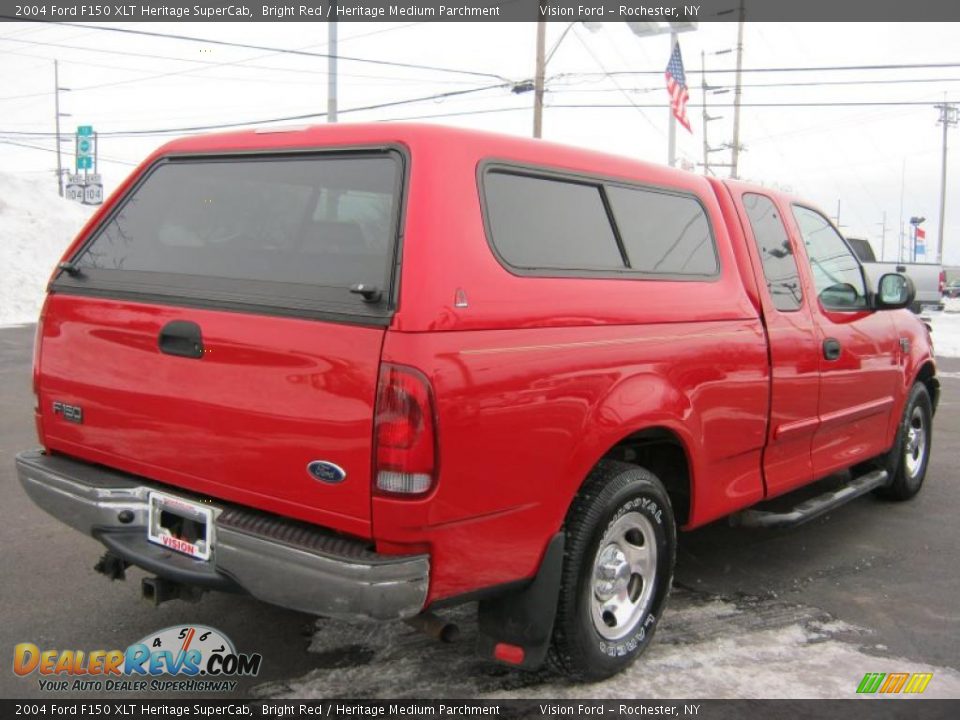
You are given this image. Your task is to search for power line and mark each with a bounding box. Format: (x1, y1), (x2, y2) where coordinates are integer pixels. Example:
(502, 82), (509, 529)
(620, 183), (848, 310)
(0, 138), (138, 166)
(562, 61), (960, 77)
(571, 25), (662, 138)
(5, 97), (951, 141)
(0, 82), (513, 137)
(0, 30), (486, 102)
(548, 76), (960, 94)
(0, 18), (510, 82)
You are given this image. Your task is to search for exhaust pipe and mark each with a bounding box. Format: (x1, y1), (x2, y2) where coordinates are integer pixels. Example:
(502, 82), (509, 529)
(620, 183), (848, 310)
(406, 611), (460, 643)
(141, 577), (203, 606)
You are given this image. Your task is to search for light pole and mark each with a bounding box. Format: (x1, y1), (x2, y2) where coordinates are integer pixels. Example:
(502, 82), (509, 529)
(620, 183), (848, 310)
(935, 103), (957, 262)
(624, 21), (698, 167)
(328, 7), (338, 123)
(533, 18), (547, 138)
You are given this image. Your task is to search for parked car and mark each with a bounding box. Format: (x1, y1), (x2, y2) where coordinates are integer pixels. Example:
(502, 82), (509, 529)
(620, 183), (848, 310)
(17, 124), (938, 680)
(942, 279), (960, 299)
(845, 237), (944, 312)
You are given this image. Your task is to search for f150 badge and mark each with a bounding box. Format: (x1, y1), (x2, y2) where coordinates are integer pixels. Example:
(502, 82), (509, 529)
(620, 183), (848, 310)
(52, 401), (83, 424)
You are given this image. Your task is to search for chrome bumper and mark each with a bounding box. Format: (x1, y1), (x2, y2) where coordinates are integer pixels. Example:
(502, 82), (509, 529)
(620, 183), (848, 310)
(15, 450), (429, 621)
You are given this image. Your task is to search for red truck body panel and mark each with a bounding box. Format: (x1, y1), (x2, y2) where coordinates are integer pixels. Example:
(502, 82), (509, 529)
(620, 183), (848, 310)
(34, 123), (936, 607)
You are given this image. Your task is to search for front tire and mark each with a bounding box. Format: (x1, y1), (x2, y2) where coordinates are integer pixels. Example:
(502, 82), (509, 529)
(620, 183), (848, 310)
(549, 460), (676, 681)
(874, 382), (933, 501)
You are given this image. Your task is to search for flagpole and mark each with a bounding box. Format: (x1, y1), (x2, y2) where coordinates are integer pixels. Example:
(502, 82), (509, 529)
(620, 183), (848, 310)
(667, 32), (677, 167)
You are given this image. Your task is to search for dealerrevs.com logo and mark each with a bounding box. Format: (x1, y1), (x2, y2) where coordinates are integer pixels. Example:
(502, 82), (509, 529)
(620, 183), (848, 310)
(13, 625), (262, 693)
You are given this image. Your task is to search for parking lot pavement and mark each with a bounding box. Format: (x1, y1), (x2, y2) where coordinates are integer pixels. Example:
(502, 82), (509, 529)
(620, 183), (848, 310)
(1, 323), (958, 699)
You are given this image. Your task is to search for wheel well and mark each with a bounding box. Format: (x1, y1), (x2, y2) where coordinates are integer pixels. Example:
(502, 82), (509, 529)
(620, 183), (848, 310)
(599, 428), (692, 526)
(916, 361), (940, 415)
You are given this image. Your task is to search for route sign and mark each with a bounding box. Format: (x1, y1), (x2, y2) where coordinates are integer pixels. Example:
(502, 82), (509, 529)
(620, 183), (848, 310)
(77, 125), (94, 137)
(83, 183), (104, 206)
(76, 156), (93, 171)
(65, 180), (85, 202)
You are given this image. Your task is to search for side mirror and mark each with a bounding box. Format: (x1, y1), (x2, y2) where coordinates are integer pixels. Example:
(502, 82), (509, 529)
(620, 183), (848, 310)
(875, 273), (915, 310)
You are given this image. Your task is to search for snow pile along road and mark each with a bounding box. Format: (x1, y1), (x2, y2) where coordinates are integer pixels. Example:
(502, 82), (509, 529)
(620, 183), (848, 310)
(929, 301), (960, 358)
(0, 172), (93, 326)
(256, 588), (960, 700)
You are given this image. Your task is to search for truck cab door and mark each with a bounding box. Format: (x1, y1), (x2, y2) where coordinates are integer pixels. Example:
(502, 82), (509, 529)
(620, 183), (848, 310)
(789, 205), (901, 478)
(734, 190), (820, 497)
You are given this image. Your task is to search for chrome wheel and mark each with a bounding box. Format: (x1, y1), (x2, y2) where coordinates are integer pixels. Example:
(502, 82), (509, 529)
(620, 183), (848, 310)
(904, 405), (927, 479)
(590, 511), (658, 640)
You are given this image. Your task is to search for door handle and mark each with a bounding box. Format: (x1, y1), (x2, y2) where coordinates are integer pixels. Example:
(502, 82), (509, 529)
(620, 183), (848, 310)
(158, 320), (204, 359)
(823, 338), (842, 361)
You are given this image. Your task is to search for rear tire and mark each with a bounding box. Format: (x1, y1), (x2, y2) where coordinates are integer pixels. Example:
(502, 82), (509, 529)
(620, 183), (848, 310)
(873, 382), (933, 501)
(548, 460), (676, 681)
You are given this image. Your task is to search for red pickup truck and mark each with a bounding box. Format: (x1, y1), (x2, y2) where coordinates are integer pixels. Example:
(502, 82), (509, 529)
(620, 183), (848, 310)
(17, 124), (937, 680)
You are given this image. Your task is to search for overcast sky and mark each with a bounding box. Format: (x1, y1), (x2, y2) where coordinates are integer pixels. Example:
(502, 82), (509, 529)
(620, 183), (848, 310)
(1, 21), (958, 264)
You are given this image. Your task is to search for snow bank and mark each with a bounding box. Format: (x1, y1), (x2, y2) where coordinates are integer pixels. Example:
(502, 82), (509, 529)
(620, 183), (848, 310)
(0, 172), (93, 326)
(927, 306), (960, 358)
(256, 589), (960, 700)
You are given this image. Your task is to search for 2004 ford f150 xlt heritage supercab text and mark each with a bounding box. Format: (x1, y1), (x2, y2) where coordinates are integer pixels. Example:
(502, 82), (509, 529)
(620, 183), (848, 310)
(16, 124), (939, 680)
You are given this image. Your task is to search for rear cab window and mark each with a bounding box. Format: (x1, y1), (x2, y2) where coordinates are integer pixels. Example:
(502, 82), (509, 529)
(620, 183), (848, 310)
(56, 150), (405, 323)
(481, 166), (718, 279)
(742, 193), (803, 312)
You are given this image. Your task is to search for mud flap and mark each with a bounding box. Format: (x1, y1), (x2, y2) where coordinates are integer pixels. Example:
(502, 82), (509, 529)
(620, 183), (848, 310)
(477, 532), (565, 670)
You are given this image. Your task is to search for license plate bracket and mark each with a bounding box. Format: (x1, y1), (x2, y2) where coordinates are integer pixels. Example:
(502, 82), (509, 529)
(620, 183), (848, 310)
(147, 491), (213, 561)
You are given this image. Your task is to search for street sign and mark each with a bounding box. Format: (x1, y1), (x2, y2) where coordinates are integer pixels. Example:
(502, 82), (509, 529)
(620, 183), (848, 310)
(83, 183), (104, 206)
(65, 182), (85, 202)
(75, 126), (96, 172)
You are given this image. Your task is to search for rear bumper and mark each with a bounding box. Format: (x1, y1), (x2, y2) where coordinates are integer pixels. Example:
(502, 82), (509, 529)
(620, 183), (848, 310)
(15, 450), (429, 621)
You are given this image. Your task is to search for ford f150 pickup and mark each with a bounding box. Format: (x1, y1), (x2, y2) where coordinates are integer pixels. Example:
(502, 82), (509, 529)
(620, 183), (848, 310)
(17, 124), (938, 680)
(845, 236), (945, 312)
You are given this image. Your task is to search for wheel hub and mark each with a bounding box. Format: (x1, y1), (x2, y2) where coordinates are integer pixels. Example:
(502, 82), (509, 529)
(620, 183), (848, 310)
(594, 545), (631, 601)
(904, 406), (926, 478)
(589, 511), (658, 641)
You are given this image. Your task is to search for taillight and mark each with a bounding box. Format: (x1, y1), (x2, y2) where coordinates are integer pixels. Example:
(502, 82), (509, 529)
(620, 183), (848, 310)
(939, 270), (946, 294)
(32, 304), (46, 447)
(373, 364), (438, 497)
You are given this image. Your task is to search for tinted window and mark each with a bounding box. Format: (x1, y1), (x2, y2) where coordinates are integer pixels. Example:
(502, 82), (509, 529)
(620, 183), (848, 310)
(76, 155), (400, 290)
(792, 205), (867, 310)
(605, 186), (717, 275)
(483, 172), (624, 271)
(742, 193), (802, 311)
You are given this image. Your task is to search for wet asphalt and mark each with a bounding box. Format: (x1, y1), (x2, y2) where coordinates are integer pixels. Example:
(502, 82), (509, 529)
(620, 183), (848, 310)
(1, 323), (957, 699)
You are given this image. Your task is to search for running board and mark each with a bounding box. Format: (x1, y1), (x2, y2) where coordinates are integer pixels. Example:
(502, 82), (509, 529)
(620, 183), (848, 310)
(730, 470), (889, 529)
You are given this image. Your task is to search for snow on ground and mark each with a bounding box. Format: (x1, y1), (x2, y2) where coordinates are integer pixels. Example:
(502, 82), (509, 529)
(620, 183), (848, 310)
(255, 588), (960, 700)
(929, 300), (960, 359)
(0, 172), (93, 326)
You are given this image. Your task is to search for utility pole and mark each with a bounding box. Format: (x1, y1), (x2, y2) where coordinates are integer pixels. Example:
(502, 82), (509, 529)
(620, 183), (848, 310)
(533, 17), (546, 138)
(730, 0), (745, 179)
(898, 158), (906, 262)
(877, 211), (887, 261)
(54, 60), (63, 197)
(835, 199), (841, 228)
(701, 51), (709, 175)
(327, 11), (338, 122)
(935, 102), (957, 262)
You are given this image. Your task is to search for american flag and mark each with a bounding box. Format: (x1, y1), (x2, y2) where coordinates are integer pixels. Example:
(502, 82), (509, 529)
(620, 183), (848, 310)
(665, 42), (692, 133)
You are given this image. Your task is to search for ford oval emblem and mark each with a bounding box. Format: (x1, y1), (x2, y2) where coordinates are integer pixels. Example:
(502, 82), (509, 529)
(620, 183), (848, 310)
(307, 461), (347, 484)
